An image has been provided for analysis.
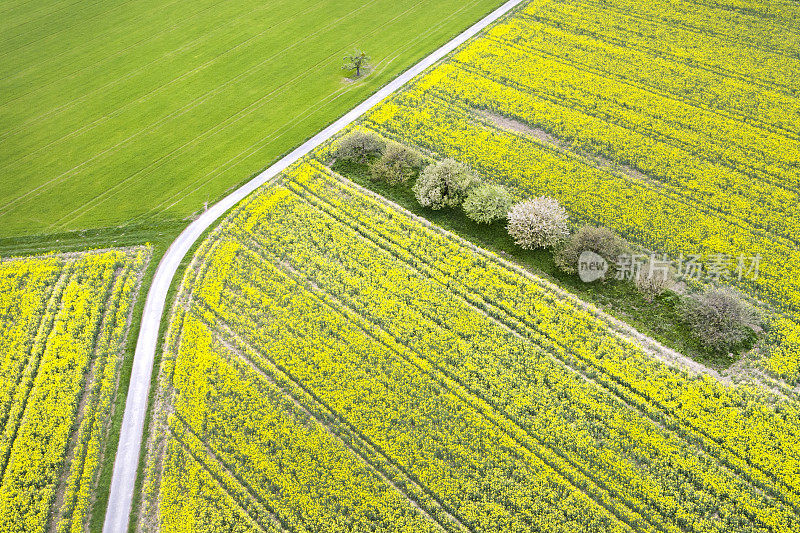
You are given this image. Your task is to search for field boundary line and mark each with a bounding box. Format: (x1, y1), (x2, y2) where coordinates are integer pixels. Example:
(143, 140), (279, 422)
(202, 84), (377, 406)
(366, 101), (800, 319)
(134, 237), (222, 531)
(326, 168), (718, 376)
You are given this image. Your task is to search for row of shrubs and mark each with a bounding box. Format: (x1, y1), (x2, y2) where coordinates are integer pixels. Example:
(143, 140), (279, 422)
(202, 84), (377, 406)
(332, 130), (762, 356)
(333, 130), (513, 221)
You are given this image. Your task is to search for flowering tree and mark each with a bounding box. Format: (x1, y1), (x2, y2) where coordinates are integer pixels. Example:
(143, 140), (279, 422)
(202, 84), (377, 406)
(507, 197), (569, 249)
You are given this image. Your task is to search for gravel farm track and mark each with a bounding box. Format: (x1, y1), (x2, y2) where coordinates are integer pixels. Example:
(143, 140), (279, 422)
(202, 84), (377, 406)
(102, 1), (526, 530)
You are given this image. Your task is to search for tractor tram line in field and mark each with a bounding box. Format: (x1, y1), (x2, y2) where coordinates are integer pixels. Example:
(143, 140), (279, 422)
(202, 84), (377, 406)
(0, 249), (149, 530)
(44, 263), (123, 530)
(2, 0), (245, 109)
(228, 235), (652, 531)
(518, 12), (800, 98)
(416, 84), (800, 257)
(1, 0), (379, 220)
(364, 85), (800, 371)
(38, 0), (445, 233)
(0, 0), (319, 148)
(3, 0), (513, 236)
(388, 63), (800, 248)
(208, 318), (467, 532)
(134, 0), (500, 226)
(314, 167), (800, 519)
(183, 243), (637, 531)
(168, 415), (289, 533)
(234, 233), (665, 532)
(79, 0), (444, 230)
(459, 38), (800, 187)
(0, 0), (312, 170)
(177, 278), (459, 532)
(0, 262), (75, 483)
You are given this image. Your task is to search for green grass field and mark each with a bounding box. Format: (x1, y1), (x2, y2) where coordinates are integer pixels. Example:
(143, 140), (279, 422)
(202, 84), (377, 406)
(0, 0), (504, 238)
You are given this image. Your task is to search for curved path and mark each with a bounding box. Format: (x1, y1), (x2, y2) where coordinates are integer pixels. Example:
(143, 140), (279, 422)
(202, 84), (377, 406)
(102, 1), (525, 530)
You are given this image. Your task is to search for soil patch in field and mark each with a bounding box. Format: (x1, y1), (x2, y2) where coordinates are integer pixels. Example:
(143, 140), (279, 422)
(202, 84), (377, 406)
(479, 109), (658, 186)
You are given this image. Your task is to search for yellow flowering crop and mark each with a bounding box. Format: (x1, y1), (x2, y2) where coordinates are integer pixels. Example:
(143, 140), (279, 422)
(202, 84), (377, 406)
(0, 247), (149, 532)
(143, 162), (800, 531)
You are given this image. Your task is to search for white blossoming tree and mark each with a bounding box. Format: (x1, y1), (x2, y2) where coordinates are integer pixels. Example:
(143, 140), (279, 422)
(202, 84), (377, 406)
(507, 197), (570, 249)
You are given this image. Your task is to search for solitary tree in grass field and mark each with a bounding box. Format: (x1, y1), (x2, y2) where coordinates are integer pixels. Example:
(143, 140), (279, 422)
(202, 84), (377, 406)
(343, 50), (370, 77)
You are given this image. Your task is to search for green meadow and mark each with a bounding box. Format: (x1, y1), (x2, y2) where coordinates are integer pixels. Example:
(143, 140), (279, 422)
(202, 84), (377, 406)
(0, 0), (504, 237)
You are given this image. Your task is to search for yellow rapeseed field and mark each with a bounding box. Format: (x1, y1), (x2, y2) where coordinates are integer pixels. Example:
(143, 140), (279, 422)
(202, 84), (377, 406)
(141, 162), (800, 532)
(0, 247), (148, 532)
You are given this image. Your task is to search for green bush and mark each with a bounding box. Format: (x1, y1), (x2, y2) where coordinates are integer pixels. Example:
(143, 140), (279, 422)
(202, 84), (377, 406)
(369, 141), (424, 185)
(462, 183), (512, 224)
(333, 130), (385, 163)
(681, 288), (760, 354)
(413, 158), (479, 210)
(554, 226), (631, 277)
